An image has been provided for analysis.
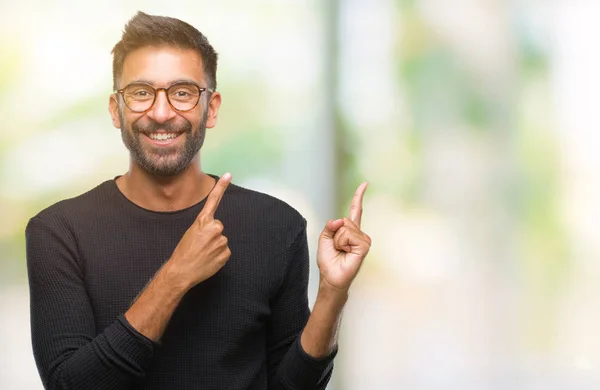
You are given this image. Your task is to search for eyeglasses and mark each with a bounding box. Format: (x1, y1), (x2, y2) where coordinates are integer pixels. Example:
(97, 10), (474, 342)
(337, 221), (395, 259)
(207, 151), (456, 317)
(116, 81), (213, 113)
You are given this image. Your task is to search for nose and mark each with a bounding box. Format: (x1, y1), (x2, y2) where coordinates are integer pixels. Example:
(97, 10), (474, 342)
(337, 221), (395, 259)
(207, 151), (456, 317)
(145, 89), (177, 123)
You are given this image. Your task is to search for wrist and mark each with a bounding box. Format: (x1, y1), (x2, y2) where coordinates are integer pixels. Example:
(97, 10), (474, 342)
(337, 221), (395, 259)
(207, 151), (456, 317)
(301, 279), (348, 359)
(159, 259), (193, 294)
(316, 278), (349, 308)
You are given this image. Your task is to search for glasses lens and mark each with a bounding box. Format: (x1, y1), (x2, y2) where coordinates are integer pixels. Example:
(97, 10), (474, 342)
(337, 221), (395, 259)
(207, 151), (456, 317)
(168, 83), (201, 111)
(123, 84), (155, 112)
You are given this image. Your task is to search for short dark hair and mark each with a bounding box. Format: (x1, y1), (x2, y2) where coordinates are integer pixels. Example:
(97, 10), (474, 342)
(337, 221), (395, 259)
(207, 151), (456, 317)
(111, 11), (218, 91)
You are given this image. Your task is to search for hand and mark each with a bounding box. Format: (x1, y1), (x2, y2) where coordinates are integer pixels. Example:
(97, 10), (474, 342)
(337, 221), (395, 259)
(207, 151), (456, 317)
(317, 182), (372, 293)
(166, 173), (232, 289)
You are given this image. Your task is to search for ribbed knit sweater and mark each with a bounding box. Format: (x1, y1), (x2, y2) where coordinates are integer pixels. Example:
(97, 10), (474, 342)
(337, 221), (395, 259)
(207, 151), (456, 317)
(25, 176), (335, 389)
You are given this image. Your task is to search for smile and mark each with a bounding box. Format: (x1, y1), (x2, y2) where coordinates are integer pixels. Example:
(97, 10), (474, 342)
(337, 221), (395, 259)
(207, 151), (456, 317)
(143, 132), (183, 146)
(148, 132), (179, 141)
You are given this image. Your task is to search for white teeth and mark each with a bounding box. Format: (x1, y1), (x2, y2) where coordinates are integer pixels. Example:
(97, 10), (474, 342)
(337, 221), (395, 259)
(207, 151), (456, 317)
(149, 133), (177, 141)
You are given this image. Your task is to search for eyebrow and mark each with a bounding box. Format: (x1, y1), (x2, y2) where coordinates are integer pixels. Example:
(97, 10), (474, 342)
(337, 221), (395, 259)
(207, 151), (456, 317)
(128, 78), (201, 87)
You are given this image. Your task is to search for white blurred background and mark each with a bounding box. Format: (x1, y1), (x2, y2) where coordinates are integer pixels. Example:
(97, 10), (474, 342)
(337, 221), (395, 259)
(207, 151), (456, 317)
(2, 0), (600, 389)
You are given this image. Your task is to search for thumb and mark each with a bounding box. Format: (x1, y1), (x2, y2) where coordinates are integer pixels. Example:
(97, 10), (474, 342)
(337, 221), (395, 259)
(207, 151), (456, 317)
(320, 219), (344, 240)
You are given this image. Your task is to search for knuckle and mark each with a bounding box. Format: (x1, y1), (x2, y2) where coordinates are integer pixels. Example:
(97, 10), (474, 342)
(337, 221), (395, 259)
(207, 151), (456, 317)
(219, 249), (231, 264)
(212, 220), (224, 232)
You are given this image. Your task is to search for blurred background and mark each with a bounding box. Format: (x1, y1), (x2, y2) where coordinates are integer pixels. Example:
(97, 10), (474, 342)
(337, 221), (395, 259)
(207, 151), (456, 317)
(1, 0), (600, 388)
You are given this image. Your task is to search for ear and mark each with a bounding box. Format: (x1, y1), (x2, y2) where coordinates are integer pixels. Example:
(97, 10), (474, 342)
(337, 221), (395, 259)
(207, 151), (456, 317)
(108, 94), (122, 129)
(205, 91), (222, 129)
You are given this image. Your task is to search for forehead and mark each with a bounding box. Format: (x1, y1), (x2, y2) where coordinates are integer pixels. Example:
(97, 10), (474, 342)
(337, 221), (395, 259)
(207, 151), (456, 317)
(120, 45), (205, 87)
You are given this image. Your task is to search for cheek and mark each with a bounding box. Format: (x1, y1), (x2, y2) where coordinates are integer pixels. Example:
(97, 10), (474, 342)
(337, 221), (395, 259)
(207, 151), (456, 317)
(116, 104), (131, 128)
(117, 110), (126, 128)
(180, 112), (202, 128)
(121, 111), (146, 131)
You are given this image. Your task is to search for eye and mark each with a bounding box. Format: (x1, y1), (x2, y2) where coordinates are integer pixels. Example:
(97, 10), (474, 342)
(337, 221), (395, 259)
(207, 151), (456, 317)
(124, 85), (155, 99)
(133, 90), (149, 97)
(169, 84), (199, 100)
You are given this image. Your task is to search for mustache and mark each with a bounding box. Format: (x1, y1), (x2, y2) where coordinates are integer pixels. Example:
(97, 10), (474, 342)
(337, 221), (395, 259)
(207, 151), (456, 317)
(132, 118), (192, 135)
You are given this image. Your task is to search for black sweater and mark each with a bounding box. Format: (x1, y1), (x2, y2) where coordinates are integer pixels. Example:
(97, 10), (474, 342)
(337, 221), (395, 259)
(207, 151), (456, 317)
(25, 177), (335, 389)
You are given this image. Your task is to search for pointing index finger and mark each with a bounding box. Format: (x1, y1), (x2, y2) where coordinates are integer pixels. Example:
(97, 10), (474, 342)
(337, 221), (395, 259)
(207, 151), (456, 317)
(200, 173), (232, 220)
(349, 182), (368, 227)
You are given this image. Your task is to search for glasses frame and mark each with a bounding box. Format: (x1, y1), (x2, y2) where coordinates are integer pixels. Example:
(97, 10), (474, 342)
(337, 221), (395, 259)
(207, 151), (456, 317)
(115, 81), (213, 113)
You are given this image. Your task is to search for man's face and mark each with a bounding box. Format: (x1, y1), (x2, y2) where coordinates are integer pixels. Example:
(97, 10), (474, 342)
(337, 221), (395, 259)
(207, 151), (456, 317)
(109, 45), (221, 176)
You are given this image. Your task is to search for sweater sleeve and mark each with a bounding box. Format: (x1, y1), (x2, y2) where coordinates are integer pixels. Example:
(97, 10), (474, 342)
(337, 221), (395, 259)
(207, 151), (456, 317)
(267, 225), (337, 390)
(26, 216), (156, 390)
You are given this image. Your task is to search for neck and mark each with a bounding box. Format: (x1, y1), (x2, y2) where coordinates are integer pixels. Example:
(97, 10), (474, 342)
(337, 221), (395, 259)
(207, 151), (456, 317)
(116, 156), (216, 212)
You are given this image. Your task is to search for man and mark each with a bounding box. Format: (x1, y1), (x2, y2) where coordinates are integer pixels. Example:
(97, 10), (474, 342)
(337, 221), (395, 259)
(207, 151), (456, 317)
(26, 11), (371, 390)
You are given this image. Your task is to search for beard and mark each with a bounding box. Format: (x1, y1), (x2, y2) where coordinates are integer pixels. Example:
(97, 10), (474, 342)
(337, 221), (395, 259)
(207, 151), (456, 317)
(119, 108), (208, 177)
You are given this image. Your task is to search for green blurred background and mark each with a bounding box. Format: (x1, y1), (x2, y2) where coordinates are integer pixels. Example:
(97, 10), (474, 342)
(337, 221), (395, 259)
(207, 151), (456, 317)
(2, 0), (600, 388)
